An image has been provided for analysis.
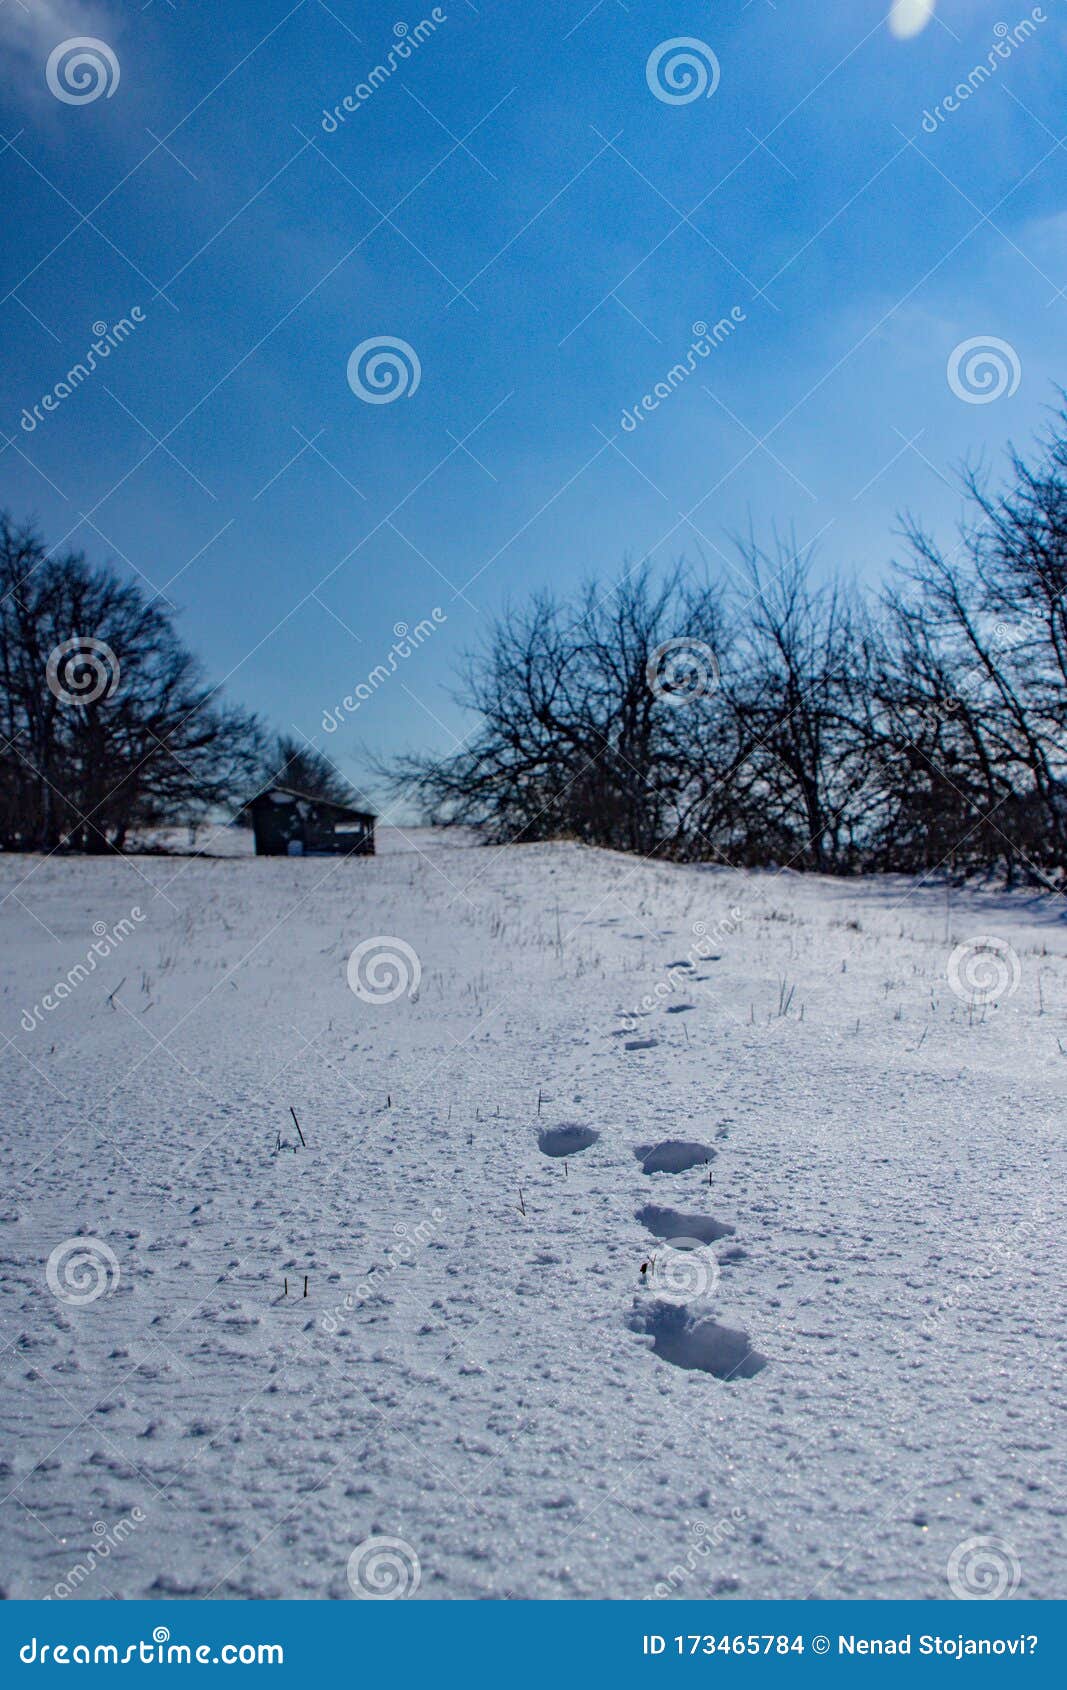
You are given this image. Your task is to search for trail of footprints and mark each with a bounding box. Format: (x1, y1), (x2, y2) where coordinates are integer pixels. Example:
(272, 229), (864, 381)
(532, 943), (765, 1381)
(535, 1123), (767, 1383)
(621, 946), (765, 1379)
(627, 1134), (766, 1380)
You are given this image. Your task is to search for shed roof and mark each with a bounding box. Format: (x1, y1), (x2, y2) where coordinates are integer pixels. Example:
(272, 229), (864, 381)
(252, 783), (376, 821)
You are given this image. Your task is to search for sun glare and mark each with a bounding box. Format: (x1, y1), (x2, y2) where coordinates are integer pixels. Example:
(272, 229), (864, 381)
(888, 0), (937, 39)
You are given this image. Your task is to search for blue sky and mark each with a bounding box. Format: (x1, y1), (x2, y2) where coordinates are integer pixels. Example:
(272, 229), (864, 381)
(1, 0), (1065, 809)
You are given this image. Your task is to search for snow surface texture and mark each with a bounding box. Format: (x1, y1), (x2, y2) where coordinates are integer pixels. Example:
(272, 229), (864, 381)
(0, 835), (1063, 1600)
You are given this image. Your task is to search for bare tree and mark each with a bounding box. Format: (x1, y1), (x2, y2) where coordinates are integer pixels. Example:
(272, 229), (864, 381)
(0, 515), (263, 852)
(726, 536), (870, 870)
(389, 408), (1067, 884)
(266, 734), (363, 806)
(390, 563), (732, 858)
(866, 413), (1067, 883)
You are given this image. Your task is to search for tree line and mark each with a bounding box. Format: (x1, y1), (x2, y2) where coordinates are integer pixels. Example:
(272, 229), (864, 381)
(396, 412), (1067, 886)
(0, 514), (350, 853)
(6, 409), (1067, 880)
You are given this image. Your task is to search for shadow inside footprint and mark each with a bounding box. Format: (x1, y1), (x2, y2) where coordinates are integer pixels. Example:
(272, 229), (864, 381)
(537, 1124), (599, 1158)
(630, 1298), (767, 1379)
(637, 1204), (734, 1244)
(634, 1140), (715, 1175)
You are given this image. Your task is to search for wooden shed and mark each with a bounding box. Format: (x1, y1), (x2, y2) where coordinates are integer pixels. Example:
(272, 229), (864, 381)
(249, 785), (375, 857)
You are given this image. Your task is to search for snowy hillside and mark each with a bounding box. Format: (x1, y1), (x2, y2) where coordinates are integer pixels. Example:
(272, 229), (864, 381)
(0, 838), (1063, 1600)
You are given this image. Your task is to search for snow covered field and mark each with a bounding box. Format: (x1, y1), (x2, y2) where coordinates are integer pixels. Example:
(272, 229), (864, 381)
(1, 836), (1063, 1601)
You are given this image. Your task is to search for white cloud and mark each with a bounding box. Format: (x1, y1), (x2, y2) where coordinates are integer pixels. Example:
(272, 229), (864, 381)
(0, 1), (117, 88)
(3, 0), (95, 51)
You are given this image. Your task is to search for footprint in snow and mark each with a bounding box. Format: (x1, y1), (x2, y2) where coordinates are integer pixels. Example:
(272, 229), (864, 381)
(636, 1204), (734, 1244)
(537, 1124), (599, 1158)
(634, 1140), (715, 1175)
(629, 1298), (767, 1379)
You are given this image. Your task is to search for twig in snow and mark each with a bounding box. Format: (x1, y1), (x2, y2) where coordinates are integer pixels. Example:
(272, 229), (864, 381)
(518, 1187), (526, 1217)
(107, 977), (126, 1010)
(289, 1106), (306, 1147)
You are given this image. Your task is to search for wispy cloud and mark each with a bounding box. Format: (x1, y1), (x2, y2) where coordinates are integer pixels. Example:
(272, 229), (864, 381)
(0, 1), (118, 100)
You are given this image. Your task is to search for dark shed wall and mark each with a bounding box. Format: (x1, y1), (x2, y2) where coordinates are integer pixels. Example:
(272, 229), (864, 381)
(250, 793), (375, 856)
